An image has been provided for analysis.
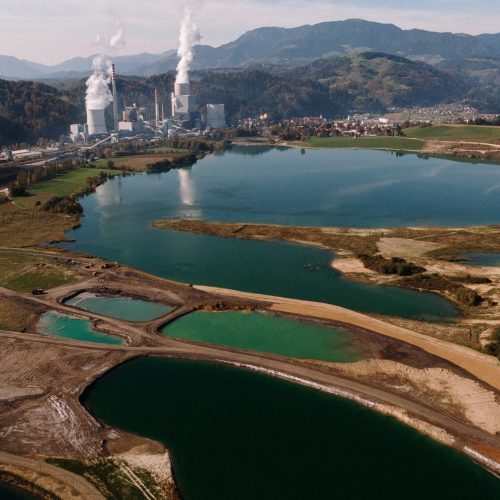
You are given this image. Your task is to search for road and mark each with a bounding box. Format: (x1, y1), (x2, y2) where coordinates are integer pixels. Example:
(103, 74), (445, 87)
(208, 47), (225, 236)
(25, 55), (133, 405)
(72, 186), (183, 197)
(0, 451), (104, 499)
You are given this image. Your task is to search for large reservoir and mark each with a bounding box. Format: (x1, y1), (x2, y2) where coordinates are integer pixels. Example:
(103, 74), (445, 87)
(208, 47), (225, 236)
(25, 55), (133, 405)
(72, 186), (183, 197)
(62, 148), (486, 320)
(84, 358), (500, 500)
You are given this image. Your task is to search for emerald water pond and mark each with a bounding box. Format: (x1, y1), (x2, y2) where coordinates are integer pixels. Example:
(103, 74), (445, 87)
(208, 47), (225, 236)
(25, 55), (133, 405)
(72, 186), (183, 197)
(161, 311), (362, 362)
(38, 312), (123, 344)
(65, 293), (173, 322)
(62, 147), (487, 320)
(84, 358), (500, 500)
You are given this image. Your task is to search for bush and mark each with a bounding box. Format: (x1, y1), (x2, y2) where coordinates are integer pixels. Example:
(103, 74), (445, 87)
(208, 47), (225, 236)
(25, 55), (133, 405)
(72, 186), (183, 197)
(358, 254), (425, 276)
(41, 196), (83, 215)
(455, 287), (482, 307)
(9, 183), (26, 197)
(485, 328), (500, 359)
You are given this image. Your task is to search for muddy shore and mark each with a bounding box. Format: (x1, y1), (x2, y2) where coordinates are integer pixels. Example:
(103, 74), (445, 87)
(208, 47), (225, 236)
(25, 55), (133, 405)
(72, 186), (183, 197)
(0, 256), (499, 497)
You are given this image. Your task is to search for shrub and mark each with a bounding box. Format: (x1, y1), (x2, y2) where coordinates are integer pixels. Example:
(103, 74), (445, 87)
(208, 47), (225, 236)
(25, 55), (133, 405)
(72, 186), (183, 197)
(358, 254), (425, 276)
(41, 196), (83, 215)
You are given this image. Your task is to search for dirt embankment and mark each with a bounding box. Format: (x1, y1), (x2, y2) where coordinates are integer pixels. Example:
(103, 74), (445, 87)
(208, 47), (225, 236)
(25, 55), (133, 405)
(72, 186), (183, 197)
(153, 219), (500, 350)
(422, 140), (500, 161)
(0, 254), (499, 492)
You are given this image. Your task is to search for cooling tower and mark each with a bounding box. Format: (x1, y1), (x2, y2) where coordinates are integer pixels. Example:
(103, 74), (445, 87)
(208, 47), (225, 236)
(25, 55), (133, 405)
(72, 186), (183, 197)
(175, 82), (190, 96)
(87, 108), (108, 135)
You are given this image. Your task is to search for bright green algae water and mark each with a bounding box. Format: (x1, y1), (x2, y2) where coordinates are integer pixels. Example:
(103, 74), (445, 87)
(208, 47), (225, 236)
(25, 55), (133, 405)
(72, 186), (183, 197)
(65, 293), (173, 322)
(84, 358), (500, 500)
(161, 311), (361, 362)
(38, 312), (123, 345)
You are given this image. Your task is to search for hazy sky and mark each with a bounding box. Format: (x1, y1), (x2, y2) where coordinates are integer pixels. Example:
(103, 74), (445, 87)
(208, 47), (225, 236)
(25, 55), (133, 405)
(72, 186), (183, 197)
(2, 0), (499, 65)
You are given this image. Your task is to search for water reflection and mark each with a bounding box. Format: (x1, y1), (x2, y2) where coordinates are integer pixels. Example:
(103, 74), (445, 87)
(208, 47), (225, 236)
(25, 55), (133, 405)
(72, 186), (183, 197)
(178, 168), (196, 206)
(94, 176), (122, 207)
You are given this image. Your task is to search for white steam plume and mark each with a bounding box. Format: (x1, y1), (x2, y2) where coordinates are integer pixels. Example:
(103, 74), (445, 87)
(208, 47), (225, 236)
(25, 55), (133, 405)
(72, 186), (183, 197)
(110, 25), (125, 51)
(176, 6), (200, 85)
(86, 56), (113, 110)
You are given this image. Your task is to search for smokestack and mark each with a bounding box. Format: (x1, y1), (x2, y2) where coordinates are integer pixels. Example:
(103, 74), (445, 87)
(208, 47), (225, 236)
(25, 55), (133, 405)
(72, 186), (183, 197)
(112, 64), (119, 132)
(155, 89), (160, 127)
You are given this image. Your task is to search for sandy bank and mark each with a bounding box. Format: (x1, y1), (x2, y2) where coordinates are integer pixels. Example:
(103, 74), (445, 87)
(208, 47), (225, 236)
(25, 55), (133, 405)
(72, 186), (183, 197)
(194, 285), (500, 390)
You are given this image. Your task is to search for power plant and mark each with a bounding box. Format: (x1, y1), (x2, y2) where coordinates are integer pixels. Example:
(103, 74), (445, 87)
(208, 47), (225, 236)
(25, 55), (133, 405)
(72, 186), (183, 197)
(206, 104), (227, 129)
(111, 64), (119, 132)
(70, 10), (227, 144)
(86, 108), (108, 136)
(171, 80), (198, 129)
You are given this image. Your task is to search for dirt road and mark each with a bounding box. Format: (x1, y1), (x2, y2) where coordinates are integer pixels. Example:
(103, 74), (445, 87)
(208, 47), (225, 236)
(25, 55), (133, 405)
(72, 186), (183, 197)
(0, 451), (104, 499)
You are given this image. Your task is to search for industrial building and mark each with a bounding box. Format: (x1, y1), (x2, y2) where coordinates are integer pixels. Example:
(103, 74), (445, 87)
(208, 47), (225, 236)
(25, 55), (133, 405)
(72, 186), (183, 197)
(206, 104), (226, 129)
(71, 60), (227, 143)
(118, 104), (146, 135)
(86, 108), (107, 135)
(171, 81), (198, 129)
(69, 124), (88, 143)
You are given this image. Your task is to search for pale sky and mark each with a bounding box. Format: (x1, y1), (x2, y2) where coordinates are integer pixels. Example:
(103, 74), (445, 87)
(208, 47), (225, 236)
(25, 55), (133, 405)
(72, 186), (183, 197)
(1, 0), (499, 65)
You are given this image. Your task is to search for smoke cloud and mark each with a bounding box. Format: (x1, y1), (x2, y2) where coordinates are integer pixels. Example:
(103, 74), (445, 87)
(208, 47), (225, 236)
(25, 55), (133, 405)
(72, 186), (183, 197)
(86, 56), (113, 110)
(110, 25), (126, 51)
(176, 6), (200, 84)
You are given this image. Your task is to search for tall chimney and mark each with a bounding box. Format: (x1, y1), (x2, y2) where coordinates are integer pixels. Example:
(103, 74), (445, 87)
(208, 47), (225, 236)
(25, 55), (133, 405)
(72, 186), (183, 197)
(155, 89), (160, 127)
(112, 64), (119, 132)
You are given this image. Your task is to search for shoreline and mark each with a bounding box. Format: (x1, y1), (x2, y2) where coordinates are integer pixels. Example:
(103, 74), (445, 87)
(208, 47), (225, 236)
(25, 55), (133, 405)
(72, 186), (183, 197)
(1, 146), (500, 494)
(219, 360), (500, 475)
(1, 266), (499, 487)
(276, 138), (500, 164)
(151, 218), (500, 319)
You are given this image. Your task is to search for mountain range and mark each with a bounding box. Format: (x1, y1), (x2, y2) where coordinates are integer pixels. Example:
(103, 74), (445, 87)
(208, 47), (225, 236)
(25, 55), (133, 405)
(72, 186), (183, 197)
(1, 19), (499, 80)
(0, 51), (477, 146)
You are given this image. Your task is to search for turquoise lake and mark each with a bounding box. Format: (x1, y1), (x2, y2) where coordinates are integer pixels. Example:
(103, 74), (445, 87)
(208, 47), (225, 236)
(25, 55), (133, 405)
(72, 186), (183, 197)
(63, 148), (476, 320)
(84, 358), (500, 500)
(161, 311), (362, 362)
(38, 312), (123, 345)
(65, 293), (173, 322)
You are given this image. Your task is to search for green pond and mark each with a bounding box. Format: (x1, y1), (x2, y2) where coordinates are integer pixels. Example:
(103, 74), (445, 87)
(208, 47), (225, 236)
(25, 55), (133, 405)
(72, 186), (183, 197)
(161, 311), (361, 362)
(38, 312), (123, 345)
(65, 293), (173, 322)
(84, 358), (500, 500)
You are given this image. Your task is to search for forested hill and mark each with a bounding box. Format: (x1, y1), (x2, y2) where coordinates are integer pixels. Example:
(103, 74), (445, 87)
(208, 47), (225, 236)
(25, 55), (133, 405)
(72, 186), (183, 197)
(61, 53), (472, 122)
(0, 52), (481, 145)
(0, 79), (80, 145)
(283, 52), (470, 108)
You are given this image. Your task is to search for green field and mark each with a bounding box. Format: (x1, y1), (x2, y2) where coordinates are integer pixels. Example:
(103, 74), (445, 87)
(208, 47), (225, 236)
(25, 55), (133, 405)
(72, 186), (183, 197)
(94, 158), (134, 167)
(305, 136), (424, 150)
(14, 167), (123, 209)
(404, 125), (500, 143)
(0, 250), (79, 292)
(146, 146), (188, 153)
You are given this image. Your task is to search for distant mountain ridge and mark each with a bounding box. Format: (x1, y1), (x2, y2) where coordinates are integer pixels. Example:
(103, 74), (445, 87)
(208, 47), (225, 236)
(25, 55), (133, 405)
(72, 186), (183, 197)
(138, 19), (500, 75)
(1, 19), (499, 80)
(0, 51), (175, 80)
